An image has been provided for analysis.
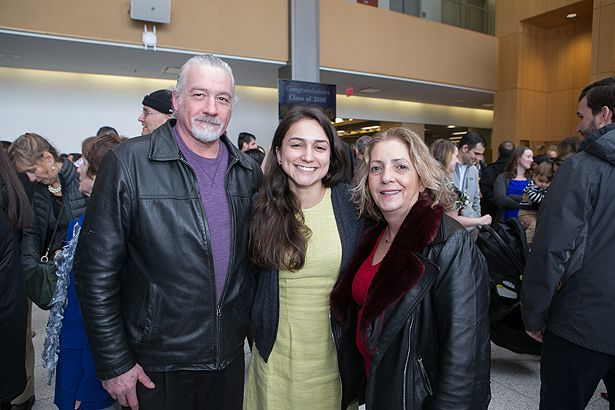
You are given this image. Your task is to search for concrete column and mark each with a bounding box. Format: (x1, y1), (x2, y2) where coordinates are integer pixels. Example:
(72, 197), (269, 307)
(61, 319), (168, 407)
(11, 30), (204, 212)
(289, 0), (320, 82)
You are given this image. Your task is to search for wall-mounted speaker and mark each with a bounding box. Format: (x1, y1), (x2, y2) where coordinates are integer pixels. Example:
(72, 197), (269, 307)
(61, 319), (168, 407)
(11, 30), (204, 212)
(130, 0), (171, 24)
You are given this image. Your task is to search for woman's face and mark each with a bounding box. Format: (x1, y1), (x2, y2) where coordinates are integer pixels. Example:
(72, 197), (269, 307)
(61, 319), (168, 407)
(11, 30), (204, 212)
(519, 149), (534, 171)
(77, 158), (96, 196)
(14, 151), (59, 186)
(447, 146), (459, 173)
(368, 139), (424, 222)
(276, 119), (331, 193)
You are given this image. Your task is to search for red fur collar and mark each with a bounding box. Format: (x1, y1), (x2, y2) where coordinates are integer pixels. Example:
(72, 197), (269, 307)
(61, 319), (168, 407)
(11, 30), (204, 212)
(330, 197), (444, 330)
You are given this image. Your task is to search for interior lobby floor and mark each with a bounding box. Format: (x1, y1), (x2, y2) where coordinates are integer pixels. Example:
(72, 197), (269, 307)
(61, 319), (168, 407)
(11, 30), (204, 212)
(26, 305), (608, 410)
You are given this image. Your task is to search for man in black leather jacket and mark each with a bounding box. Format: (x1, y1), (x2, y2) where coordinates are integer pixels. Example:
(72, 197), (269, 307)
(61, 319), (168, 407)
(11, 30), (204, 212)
(75, 54), (261, 410)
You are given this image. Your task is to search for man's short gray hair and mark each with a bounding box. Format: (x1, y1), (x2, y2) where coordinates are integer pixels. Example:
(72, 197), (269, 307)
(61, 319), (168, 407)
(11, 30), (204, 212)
(175, 54), (235, 97)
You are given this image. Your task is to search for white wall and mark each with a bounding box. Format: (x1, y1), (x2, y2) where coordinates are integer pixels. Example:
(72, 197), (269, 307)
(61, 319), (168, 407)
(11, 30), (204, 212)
(0, 67), (279, 153)
(0, 67), (492, 153)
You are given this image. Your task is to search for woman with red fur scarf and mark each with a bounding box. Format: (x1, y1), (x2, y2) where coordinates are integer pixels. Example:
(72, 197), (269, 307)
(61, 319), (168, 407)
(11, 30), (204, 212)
(330, 128), (491, 410)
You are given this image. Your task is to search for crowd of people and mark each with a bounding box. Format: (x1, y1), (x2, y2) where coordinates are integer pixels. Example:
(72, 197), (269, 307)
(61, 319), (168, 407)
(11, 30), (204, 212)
(1, 53), (614, 410)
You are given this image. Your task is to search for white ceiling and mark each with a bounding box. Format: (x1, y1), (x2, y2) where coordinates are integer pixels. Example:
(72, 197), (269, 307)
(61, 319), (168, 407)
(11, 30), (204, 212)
(0, 29), (494, 109)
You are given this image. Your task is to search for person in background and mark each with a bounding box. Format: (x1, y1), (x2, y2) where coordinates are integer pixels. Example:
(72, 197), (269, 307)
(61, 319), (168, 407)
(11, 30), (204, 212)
(480, 140), (515, 219)
(552, 136), (582, 174)
(353, 135), (372, 162)
(138, 89), (174, 136)
(247, 107), (363, 410)
(430, 139), (492, 229)
(330, 128), (491, 409)
(95, 126), (119, 138)
(493, 146), (534, 223)
(0, 147), (33, 410)
(75, 54), (261, 410)
(545, 145), (558, 162)
(42, 133), (122, 410)
(453, 131), (485, 225)
(522, 76), (615, 410)
(66, 153), (82, 164)
(238, 132), (257, 151)
(8, 133), (88, 410)
(243, 148), (265, 167)
(517, 162), (553, 245)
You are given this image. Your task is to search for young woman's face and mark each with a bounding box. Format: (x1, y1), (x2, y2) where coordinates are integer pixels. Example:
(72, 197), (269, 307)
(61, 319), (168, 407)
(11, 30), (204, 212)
(519, 149), (534, 171)
(276, 119), (331, 194)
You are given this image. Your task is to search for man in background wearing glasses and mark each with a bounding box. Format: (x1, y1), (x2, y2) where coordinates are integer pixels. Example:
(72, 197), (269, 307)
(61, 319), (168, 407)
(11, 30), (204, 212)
(138, 89), (174, 135)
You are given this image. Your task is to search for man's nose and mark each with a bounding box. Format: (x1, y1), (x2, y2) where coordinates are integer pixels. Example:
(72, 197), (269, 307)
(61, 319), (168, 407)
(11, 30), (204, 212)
(202, 97), (218, 115)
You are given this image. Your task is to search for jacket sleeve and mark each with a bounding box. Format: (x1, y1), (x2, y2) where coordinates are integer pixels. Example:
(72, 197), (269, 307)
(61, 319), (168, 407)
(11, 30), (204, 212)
(525, 184), (545, 204)
(20, 185), (52, 269)
(521, 158), (593, 332)
(431, 230), (491, 409)
(493, 173), (521, 208)
(74, 150), (136, 380)
(470, 168), (481, 216)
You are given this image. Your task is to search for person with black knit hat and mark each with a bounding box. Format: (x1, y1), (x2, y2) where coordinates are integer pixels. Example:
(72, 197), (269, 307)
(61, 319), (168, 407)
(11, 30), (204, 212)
(138, 89), (174, 135)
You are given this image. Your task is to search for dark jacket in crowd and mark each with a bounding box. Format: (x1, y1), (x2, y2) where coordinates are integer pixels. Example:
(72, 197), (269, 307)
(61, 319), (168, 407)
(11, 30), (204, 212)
(522, 122), (615, 356)
(480, 158), (508, 218)
(75, 121), (262, 380)
(0, 186), (28, 405)
(251, 184), (365, 409)
(20, 160), (87, 270)
(331, 198), (491, 410)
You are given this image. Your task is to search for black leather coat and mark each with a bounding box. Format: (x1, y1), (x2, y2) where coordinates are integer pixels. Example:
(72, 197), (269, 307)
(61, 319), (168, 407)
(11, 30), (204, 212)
(75, 122), (262, 380)
(0, 187), (27, 404)
(331, 198), (491, 410)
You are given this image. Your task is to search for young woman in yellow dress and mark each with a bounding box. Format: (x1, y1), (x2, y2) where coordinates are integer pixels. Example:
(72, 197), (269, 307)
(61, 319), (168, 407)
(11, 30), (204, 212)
(247, 107), (363, 410)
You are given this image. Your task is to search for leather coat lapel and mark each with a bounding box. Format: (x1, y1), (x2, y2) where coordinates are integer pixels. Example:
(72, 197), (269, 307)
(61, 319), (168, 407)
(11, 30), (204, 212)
(331, 197), (444, 334)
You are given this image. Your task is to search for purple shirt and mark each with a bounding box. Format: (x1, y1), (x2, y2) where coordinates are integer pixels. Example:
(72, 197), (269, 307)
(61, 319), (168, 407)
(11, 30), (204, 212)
(174, 129), (231, 304)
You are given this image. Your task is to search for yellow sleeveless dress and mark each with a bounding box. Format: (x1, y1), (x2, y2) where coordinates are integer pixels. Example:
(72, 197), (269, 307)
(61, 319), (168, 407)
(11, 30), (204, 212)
(245, 188), (352, 410)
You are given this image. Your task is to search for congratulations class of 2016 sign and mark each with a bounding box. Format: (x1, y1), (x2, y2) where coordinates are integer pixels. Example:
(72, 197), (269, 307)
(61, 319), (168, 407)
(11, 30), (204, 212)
(278, 79), (336, 120)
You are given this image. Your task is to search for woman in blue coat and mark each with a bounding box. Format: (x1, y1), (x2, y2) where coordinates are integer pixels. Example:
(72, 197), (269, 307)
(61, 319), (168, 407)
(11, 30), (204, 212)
(43, 133), (122, 410)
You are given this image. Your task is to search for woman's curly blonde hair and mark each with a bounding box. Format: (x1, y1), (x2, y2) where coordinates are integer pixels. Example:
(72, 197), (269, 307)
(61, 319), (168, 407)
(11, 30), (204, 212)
(352, 127), (454, 221)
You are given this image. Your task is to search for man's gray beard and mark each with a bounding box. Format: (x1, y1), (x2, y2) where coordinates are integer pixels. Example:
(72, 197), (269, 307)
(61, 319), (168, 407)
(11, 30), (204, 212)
(191, 122), (221, 142)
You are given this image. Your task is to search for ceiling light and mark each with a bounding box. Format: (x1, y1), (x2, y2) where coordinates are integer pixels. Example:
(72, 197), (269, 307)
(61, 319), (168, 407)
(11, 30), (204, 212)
(359, 87), (381, 94)
(447, 124), (456, 129)
(0, 53), (19, 59)
(566, 13), (577, 19)
(361, 125), (381, 131)
(452, 131), (468, 135)
(161, 66), (180, 74)
(334, 118), (344, 123)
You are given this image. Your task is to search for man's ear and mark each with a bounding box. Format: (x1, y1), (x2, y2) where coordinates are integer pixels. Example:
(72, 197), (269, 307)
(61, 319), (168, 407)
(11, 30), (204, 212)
(461, 144), (469, 153)
(601, 105), (613, 124)
(172, 91), (180, 112)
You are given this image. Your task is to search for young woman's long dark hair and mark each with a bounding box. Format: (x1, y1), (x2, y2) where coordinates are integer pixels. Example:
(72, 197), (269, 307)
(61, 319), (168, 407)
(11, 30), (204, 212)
(504, 146), (533, 179)
(0, 147), (33, 230)
(250, 106), (346, 271)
